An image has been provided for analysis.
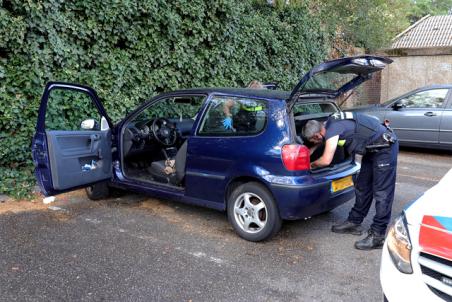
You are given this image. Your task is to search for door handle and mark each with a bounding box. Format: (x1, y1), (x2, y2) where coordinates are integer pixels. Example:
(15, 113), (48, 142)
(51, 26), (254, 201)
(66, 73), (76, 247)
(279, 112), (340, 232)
(90, 134), (101, 141)
(89, 134), (101, 152)
(424, 112), (436, 117)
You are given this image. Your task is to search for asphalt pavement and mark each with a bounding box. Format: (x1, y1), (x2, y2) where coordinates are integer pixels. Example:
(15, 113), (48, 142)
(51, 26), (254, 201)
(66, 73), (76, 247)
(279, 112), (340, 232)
(0, 148), (451, 302)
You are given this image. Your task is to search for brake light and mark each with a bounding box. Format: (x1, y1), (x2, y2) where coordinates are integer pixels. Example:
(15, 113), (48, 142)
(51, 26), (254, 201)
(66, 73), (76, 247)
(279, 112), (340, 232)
(281, 144), (310, 171)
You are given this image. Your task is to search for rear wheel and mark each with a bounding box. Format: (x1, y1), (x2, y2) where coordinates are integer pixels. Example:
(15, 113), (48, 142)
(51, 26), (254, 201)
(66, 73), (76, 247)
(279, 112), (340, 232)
(227, 182), (282, 242)
(85, 182), (110, 200)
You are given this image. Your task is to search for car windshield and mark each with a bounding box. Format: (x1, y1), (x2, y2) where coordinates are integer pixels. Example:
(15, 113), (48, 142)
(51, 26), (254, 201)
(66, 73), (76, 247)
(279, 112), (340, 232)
(133, 96), (205, 122)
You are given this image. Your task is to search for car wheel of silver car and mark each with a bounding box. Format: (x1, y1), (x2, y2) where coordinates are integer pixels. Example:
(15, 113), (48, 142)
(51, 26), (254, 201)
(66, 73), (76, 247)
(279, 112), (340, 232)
(227, 182), (282, 242)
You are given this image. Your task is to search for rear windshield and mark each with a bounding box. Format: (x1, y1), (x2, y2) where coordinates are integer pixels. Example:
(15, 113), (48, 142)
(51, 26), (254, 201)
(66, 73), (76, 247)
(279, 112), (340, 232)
(303, 70), (356, 93)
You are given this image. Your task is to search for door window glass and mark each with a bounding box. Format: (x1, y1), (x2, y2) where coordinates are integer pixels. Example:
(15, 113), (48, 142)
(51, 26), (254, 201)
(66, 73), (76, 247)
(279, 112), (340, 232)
(198, 96), (267, 136)
(45, 89), (100, 130)
(399, 89), (448, 109)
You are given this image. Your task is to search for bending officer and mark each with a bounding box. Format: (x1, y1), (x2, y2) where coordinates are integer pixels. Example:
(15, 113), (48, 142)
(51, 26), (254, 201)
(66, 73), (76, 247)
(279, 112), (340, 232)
(302, 112), (399, 250)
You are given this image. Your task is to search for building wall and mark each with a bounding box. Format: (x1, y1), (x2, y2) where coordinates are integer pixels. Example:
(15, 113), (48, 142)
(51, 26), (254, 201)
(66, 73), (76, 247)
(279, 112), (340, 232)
(380, 54), (452, 102)
(359, 71), (382, 104)
(340, 72), (382, 109)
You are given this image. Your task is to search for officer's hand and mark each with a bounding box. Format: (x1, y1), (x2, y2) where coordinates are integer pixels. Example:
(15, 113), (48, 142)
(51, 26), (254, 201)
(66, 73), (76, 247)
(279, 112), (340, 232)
(223, 117), (232, 130)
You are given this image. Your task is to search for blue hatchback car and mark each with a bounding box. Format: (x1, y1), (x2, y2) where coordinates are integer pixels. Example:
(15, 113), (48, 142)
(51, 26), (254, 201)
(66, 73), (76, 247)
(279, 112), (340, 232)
(32, 55), (392, 241)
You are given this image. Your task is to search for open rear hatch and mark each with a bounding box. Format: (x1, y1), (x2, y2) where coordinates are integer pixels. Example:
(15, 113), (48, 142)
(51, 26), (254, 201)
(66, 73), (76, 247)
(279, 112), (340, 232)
(287, 55), (393, 110)
(287, 55), (393, 171)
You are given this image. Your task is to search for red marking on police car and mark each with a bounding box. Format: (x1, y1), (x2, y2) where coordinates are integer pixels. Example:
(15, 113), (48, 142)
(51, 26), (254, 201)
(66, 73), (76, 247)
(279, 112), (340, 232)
(419, 215), (452, 261)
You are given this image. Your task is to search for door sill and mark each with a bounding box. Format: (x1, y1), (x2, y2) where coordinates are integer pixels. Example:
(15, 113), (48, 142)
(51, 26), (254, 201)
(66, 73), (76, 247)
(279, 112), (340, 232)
(120, 172), (185, 192)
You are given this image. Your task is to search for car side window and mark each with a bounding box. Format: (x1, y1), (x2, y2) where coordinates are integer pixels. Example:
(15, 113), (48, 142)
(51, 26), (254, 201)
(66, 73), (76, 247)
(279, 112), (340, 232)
(198, 96), (267, 136)
(399, 89), (449, 109)
(45, 88), (101, 131)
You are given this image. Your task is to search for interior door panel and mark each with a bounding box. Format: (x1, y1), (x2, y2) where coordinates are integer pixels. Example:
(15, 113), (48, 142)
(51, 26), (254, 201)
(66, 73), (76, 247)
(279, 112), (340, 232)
(46, 130), (111, 190)
(33, 82), (114, 196)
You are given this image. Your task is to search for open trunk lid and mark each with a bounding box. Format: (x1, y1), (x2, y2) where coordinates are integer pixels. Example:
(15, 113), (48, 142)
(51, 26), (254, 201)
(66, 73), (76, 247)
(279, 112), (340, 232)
(287, 55), (393, 110)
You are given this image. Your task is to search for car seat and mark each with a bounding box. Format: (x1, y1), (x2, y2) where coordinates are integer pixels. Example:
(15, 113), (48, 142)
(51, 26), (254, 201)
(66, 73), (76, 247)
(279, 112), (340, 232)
(148, 140), (187, 185)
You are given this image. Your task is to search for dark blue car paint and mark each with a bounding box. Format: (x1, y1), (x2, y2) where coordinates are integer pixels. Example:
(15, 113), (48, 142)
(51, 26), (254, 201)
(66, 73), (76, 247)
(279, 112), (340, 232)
(34, 55), (396, 221)
(32, 82), (114, 196)
(33, 84), (360, 220)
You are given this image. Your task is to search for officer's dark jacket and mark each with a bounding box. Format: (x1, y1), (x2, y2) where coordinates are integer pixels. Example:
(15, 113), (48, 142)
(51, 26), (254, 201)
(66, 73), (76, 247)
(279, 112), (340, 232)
(327, 112), (385, 155)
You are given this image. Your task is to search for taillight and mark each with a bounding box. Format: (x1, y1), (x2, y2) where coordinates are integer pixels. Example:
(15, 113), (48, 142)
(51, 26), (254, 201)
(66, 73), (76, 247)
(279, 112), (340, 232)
(281, 144), (310, 171)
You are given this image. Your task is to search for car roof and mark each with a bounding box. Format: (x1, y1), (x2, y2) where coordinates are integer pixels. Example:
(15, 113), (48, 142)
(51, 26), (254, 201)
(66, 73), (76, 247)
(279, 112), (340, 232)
(166, 88), (291, 100)
(159, 87), (334, 102)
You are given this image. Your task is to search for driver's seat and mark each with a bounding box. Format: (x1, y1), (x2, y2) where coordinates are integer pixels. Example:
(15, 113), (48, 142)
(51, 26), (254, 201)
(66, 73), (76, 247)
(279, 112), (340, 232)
(148, 140), (187, 185)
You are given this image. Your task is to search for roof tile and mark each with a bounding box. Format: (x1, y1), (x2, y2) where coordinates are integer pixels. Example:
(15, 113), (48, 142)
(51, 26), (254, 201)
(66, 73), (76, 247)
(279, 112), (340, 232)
(391, 15), (452, 49)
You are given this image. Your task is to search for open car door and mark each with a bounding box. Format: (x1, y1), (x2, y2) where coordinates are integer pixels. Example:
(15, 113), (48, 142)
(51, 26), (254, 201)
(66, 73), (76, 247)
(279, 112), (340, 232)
(287, 55), (393, 109)
(32, 82), (113, 196)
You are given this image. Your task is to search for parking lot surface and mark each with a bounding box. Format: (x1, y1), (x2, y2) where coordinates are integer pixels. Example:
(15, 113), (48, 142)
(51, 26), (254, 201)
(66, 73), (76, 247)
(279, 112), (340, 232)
(0, 149), (450, 302)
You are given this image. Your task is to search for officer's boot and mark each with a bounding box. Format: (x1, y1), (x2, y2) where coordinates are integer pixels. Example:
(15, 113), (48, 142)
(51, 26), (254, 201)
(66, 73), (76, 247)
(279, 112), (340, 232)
(331, 220), (363, 235)
(354, 230), (385, 250)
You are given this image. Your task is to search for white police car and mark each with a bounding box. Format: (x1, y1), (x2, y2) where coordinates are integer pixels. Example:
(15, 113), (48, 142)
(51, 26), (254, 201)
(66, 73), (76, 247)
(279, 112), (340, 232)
(380, 169), (452, 301)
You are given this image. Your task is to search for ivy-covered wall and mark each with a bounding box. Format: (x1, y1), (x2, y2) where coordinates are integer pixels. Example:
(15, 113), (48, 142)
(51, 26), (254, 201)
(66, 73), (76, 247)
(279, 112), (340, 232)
(0, 0), (330, 198)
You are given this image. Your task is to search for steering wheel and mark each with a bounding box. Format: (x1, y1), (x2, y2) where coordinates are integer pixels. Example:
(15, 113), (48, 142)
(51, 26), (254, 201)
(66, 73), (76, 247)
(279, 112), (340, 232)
(152, 118), (178, 146)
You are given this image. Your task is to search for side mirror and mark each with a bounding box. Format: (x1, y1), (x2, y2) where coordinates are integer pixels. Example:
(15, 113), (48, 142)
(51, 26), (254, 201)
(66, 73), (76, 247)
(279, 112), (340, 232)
(80, 119), (99, 130)
(263, 82), (279, 90)
(392, 102), (405, 111)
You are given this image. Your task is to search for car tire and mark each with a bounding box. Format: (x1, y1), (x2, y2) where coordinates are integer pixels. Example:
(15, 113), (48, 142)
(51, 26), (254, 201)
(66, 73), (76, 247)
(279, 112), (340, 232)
(85, 182), (110, 200)
(227, 182), (282, 242)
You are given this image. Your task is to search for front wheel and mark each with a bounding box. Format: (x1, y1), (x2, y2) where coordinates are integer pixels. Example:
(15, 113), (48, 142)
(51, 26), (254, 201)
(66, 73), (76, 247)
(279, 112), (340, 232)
(85, 182), (110, 200)
(227, 182), (282, 242)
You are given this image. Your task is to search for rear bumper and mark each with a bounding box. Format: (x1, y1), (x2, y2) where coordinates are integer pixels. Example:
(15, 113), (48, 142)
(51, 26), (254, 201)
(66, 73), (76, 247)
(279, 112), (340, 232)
(268, 163), (360, 220)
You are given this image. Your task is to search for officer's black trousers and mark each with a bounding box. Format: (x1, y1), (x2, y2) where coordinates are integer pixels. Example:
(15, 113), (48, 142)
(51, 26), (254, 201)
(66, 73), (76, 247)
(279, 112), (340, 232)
(348, 141), (399, 235)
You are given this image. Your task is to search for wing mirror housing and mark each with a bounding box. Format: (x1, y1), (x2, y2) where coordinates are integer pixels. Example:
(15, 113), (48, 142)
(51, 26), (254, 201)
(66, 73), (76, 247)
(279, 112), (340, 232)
(81, 119), (99, 130)
(392, 102), (405, 111)
(263, 82), (279, 90)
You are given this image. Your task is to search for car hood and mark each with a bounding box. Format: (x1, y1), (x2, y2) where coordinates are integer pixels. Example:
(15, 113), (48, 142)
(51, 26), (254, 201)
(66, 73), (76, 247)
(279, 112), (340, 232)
(405, 169), (452, 260)
(287, 55), (392, 110)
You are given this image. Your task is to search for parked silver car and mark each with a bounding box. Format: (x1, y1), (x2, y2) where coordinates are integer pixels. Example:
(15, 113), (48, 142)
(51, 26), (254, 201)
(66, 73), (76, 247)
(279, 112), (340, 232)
(348, 85), (452, 150)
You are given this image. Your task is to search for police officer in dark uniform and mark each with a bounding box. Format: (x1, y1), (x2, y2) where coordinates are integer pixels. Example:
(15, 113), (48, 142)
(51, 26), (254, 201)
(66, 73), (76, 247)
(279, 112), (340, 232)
(302, 112), (398, 250)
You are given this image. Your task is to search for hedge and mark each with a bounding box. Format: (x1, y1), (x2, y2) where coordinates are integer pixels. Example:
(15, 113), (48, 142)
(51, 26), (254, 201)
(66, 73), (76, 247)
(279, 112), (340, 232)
(0, 0), (331, 198)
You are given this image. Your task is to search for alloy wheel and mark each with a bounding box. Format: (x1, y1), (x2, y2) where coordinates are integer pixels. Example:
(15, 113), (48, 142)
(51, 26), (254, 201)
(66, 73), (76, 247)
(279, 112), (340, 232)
(233, 192), (268, 234)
